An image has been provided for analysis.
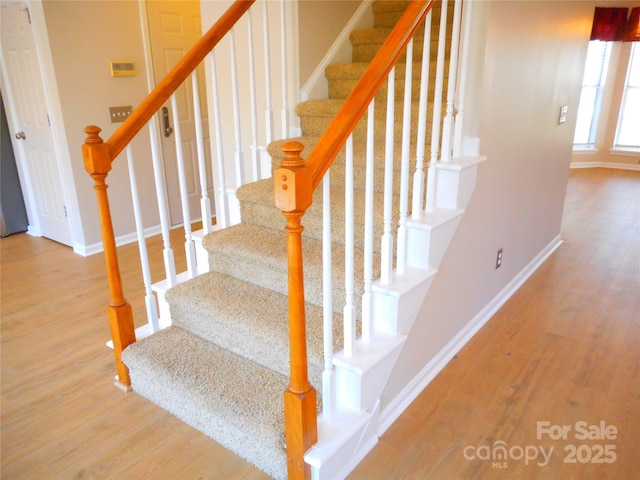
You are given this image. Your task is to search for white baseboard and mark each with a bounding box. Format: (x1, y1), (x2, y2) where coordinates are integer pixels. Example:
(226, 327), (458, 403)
(76, 225), (163, 257)
(570, 161), (640, 171)
(377, 234), (564, 436)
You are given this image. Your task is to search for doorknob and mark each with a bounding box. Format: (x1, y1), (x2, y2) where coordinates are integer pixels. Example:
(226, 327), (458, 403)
(161, 107), (173, 137)
(15, 131), (26, 140)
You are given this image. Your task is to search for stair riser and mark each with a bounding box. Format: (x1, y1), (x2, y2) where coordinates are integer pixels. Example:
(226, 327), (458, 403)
(351, 28), (452, 64)
(299, 106), (435, 142)
(327, 63), (446, 101)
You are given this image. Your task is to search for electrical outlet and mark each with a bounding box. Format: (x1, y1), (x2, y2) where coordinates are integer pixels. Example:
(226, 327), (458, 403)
(496, 248), (503, 269)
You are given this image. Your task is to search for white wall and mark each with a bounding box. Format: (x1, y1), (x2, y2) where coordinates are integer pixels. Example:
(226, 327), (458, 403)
(43, 0), (159, 249)
(382, 0), (596, 410)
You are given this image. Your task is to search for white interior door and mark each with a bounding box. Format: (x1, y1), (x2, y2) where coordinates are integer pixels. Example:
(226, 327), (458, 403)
(0, 1), (72, 246)
(145, 0), (212, 227)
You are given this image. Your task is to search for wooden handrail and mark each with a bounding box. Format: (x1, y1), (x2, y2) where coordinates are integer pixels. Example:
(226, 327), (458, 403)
(107, 0), (255, 160)
(305, 0), (435, 190)
(273, 2), (437, 478)
(83, 0), (254, 388)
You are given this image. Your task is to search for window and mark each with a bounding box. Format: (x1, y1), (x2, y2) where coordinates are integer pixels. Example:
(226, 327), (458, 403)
(573, 41), (612, 147)
(614, 43), (640, 149)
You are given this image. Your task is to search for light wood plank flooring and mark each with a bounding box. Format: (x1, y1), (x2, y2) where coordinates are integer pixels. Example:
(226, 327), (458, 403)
(1, 168), (638, 479)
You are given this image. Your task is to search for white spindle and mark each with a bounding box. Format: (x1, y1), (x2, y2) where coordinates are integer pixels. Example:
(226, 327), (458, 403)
(381, 68), (395, 285)
(362, 102), (375, 344)
(397, 39), (414, 275)
(191, 73), (212, 234)
(343, 134), (356, 358)
(453, 0), (473, 158)
(170, 94), (197, 278)
(412, 11), (433, 218)
(149, 117), (177, 286)
(426, 0), (449, 213)
(262, 1), (274, 145)
(247, 10), (260, 182)
(209, 51), (229, 228)
(126, 145), (159, 332)
(279, 0), (289, 137)
(441, 0), (463, 163)
(230, 28), (245, 186)
(322, 170), (334, 420)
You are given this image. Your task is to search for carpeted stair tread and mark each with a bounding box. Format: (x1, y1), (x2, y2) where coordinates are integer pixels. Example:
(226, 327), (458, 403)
(297, 97), (435, 140)
(237, 179), (401, 251)
(326, 60), (441, 101)
(165, 270), (343, 388)
(122, 326), (288, 480)
(203, 223), (378, 315)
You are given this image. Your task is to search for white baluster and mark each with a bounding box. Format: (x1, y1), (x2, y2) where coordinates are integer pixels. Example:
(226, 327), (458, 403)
(412, 11), (433, 217)
(230, 28), (245, 187)
(322, 170), (334, 420)
(343, 134), (356, 358)
(210, 51), (229, 228)
(280, 0), (289, 137)
(397, 39), (414, 275)
(441, 0), (463, 163)
(262, 0), (274, 145)
(247, 10), (260, 182)
(381, 68), (395, 285)
(125, 145), (159, 332)
(362, 102), (375, 344)
(426, 0), (449, 213)
(170, 94), (197, 279)
(149, 117), (177, 286)
(191, 72), (212, 234)
(453, 0), (473, 158)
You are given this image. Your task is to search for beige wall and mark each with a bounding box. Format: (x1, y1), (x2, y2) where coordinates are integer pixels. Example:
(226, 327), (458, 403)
(43, 0), (157, 247)
(383, 0), (596, 407)
(297, 0), (361, 87)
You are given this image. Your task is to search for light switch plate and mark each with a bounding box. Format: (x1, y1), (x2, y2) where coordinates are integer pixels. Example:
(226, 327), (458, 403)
(558, 105), (568, 124)
(109, 106), (133, 123)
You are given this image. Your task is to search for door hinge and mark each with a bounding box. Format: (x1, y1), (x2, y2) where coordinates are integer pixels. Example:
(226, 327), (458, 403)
(64, 206), (68, 217)
(47, 114), (51, 127)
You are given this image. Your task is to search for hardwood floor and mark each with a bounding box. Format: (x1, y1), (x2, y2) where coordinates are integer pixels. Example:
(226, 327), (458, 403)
(1, 168), (638, 479)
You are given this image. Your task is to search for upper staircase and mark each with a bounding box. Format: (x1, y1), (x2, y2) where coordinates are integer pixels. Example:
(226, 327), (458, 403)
(83, 1), (485, 479)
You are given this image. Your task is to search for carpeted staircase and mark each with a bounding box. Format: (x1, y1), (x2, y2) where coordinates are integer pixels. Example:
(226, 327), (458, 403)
(122, 2), (452, 478)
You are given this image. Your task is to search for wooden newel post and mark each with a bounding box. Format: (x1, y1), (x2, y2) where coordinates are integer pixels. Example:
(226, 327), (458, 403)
(82, 125), (136, 391)
(274, 141), (317, 479)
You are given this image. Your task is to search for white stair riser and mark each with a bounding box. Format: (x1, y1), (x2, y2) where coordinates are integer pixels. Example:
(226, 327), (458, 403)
(406, 215), (463, 269)
(334, 338), (405, 412)
(372, 276), (435, 335)
(436, 164), (479, 210)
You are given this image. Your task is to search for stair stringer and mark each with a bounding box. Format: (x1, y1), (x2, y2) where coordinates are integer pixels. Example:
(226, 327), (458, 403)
(305, 154), (486, 480)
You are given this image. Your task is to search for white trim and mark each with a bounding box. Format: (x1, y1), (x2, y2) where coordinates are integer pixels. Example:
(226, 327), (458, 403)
(570, 161), (640, 171)
(377, 234), (564, 436)
(76, 224), (163, 257)
(299, 0), (373, 102)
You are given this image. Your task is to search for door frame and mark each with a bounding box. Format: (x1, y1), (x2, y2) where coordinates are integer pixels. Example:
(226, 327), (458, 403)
(0, 0), (83, 252)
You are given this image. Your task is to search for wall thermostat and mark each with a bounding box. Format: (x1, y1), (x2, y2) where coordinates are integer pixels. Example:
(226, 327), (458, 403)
(110, 60), (136, 77)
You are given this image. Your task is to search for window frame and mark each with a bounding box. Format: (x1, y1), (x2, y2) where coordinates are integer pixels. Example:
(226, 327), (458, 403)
(613, 42), (640, 152)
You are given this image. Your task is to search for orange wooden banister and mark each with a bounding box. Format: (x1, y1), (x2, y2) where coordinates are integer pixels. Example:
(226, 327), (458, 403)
(107, 0), (255, 161)
(83, 126), (136, 388)
(305, 0), (435, 189)
(273, 2), (436, 478)
(82, 0), (254, 389)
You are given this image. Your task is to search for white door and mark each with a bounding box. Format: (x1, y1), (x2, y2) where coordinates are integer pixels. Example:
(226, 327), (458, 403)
(145, 0), (212, 227)
(0, 1), (72, 246)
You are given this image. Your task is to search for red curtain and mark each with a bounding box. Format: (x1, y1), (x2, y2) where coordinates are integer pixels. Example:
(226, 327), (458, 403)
(590, 7), (629, 41)
(625, 7), (640, 41)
